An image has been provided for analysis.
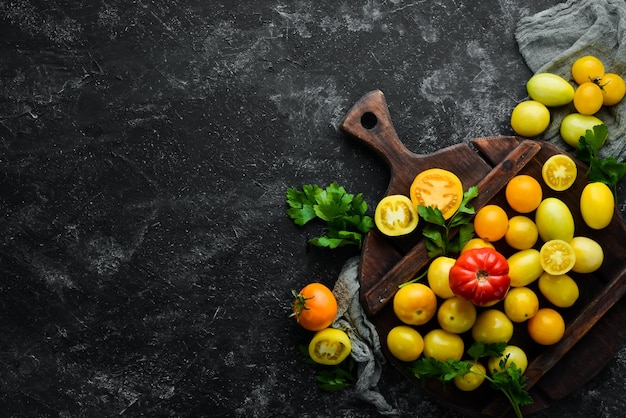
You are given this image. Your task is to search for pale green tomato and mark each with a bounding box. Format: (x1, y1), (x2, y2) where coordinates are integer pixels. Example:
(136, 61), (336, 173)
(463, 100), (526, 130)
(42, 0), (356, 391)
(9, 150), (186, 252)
(487, 345), (528, 375)
(526, 73), (575, 107)
(580, 182), (614, 230)
(569, 236), (604, 273)
(560, 113), (605, 148)
(535, 198), (575, 242)
(507, 249), (543, 287)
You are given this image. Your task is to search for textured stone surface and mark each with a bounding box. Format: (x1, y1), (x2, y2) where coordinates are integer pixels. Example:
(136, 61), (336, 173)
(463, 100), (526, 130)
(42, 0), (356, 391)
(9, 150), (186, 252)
(1, 0), (625, 417)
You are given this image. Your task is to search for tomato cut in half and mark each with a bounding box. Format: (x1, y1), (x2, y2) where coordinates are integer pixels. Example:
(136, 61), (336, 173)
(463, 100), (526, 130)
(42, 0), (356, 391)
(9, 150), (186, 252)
(542, 154), (577, 191)
(309, 328), (352, 365)
(374, 194), (419, 236)
(409, 168), (463, 220)
(539, 239), (576, 275)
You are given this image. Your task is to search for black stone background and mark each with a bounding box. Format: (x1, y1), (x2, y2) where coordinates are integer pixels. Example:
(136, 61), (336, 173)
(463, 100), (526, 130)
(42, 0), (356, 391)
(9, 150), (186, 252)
(1, 1), (625, 417)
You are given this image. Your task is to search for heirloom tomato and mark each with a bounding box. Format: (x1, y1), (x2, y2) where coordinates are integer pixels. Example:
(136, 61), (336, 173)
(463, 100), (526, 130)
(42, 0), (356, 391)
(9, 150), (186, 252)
(409, 168), (463, 220)
(541, 154), (577, 191)
(309, 328), (352, 365)
(528, 308), (565, 345)
(423, 329), (464, 362)
(437, 296), (477, 334)
(393, 283), (437, 326)
(472, 309), (514, 344)
(580, 182), (614, 229)
(473, 205), (508, 242)
(292, 283), (338, 331)
(427, 256), (456, 299)
(374, 194), (419, 236)
(600, 73), (626, 106)
(449, 248), (510, 306)
(386, 325), (424, 362)
(454, 361), (486, 392)
(505, 175), (542, 213)
(487, 345), (528, 374)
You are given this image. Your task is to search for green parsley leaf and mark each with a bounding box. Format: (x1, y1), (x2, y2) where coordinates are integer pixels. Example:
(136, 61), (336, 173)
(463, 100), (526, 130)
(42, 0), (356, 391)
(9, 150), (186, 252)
(286, 182), (373, 249)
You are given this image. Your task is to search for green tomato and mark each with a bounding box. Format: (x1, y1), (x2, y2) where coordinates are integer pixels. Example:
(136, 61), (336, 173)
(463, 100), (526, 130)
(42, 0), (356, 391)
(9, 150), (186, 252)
(535, 198), (575, 242)
(560, 113), (605, 148)
(526, 73), (575, 107)
(580, 182), (614, 230)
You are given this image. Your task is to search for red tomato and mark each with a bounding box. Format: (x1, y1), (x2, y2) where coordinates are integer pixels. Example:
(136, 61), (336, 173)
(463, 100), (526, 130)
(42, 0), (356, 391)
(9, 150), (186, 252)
(292, 283), (338, 331)
(448, 248), (511, 306)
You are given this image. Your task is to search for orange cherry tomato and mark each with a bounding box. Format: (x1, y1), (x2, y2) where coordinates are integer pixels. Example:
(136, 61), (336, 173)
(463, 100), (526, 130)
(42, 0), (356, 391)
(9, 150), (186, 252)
(292, 283), (338, 331)
(409, 168), (463, 220)
(573, 82), (603, 115)
(473, 204), (509, 242)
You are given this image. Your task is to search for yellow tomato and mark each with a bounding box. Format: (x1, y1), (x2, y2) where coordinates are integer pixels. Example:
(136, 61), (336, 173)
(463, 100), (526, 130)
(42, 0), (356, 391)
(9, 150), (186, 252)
(437, 296), (477, 334)
(600, 73), (626, 106)
(374, 194), (419, 236)
(309, 328), (352, 365)
(427, 256), (456, 299)
(535, 198), (575, 242)
(573, 82), (603, 115)
(580, 182), (614, 229)
(571, 55), (604, 85)
(538, 272), (579, 308)
(503, 287), (539, 323)
(461, 238), (495, 252)
(423, 329), (464, 362)
(454, 361), (486, 391)
(559, 113), (605, 148)
(510, 100), (550, 137)
(528, 308), (565, 345)
(526, 73), (575, 107)
(472, 309), (514, 344)
(569, 236), (604, 273)
(410, 168), (464, 220)
(393, 283), (437, 326)
(507, 249), (543, 287)
(505, 216), (539, 250)
(386, 325), (424, 362)
(541, 154), (577, 191)
(540, 239), (576, 275)
(488, 345), (528, 375)
(505, 175), (543, 213)
(474, 204), (509, 242)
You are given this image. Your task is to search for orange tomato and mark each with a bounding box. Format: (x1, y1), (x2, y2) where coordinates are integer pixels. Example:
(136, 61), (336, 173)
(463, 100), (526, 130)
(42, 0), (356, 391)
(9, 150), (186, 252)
(527, 308), (565, 345)
(393, 283), (437, 326)
(505, 175), (543, 213)
(473, 205), (509, 242)
(410, 168), (463, 220)
(599, 73), (626, 106)
(573, 82), (603, 115)
(292, 283), (338, 331)
(571, 55), (604, 85)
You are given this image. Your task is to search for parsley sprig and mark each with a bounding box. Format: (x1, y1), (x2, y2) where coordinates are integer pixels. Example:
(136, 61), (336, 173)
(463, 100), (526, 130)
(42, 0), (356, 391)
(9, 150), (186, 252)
(418, 185), (479, 257)
(286, 182), (374, 249)
(408, 342), (532, 418)
(299, 345), (356, 391)
(575, 124), (626, 199)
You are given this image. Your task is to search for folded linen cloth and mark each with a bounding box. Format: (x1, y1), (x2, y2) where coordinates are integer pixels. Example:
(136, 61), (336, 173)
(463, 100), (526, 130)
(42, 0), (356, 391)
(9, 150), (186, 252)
(331, 256), (398, 416)
(515, 0), (626, 160)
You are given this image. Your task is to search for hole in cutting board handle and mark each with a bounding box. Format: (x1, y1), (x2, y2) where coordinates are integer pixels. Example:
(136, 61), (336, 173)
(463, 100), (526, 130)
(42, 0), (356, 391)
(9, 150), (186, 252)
(361, 112), (378, 129)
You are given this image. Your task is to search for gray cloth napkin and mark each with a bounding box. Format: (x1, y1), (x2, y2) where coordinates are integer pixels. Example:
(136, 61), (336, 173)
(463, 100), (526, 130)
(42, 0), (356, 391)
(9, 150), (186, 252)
(332, 256), (398, 416)
(515, 0), (626, 160)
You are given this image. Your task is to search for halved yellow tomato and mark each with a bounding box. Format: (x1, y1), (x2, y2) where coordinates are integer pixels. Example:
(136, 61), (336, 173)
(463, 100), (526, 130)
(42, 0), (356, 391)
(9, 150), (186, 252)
(540, 239), (576, 275)
(409, 168), (463, 220)
(309, 328), (352, 365)
(542, 154), (577, 191)
(374, 194), (419, 236)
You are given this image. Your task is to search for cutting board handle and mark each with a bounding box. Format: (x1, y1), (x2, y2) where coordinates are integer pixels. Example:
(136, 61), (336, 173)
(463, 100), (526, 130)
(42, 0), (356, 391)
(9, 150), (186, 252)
(340, 90), (420, 173)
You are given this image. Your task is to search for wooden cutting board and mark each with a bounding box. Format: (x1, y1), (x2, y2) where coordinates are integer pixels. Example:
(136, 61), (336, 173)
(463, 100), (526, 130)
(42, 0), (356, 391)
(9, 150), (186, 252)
(340, 90), (626, 416)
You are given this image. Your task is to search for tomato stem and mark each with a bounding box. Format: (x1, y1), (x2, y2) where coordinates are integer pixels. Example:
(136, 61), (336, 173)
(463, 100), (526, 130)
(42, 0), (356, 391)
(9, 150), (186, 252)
(290, 290), (313, 319)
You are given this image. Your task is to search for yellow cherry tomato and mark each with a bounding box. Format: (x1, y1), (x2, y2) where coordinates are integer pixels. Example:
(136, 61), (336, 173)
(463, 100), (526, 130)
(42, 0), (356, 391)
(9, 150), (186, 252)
(580, 182), (614, 229)
(423, 329), (464, 362)
(559, 113), (605, 148)
(505, 216), (539, 250)
(472, 309), (514, 344)
(507, 249), (543, 287)
(427, 256), (456, 299)
(437, 296), (477, 334)
(573, 82), (603, 115)
(599, 73), (626, 106)
(526, 73), (575, 107)
(393, 283), (437, 326)
(540, 239), (576, 275)
(309, 328), (352, 365)
(538, 272), (579, 308)
(510, 100), (550, 137)
(535, 198), (575, 242)
(454, 361), (486, 391)
(505, 175), (543, 213)
(571, 55), (604, 85)
(461, 237), (495, 252)
(528, 308), (565, 345)
(570, 236), (604, 273)
(504, 287), (539, 323)
(474, 204), (509, 242)
(488, 345), (528, 375)
(541, 154), (577, 191)
(386, 325), (424, 362)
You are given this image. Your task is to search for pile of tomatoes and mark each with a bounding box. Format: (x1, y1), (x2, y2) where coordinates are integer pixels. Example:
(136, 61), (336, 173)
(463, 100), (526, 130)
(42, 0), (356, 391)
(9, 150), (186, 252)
(385, 154), (614, 392)
(510, 55), (625, 148)
(291, 283), (352, 365)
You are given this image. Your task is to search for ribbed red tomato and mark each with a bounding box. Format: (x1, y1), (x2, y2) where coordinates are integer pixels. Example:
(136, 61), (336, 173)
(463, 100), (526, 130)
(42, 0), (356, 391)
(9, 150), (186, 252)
(449, 248), (511, 306)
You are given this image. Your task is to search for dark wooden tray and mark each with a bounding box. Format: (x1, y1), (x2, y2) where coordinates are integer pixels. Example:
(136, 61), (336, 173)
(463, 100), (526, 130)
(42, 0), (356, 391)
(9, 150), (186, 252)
(340, 90), (626, 417)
